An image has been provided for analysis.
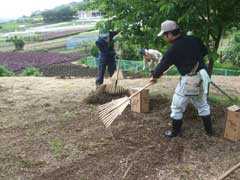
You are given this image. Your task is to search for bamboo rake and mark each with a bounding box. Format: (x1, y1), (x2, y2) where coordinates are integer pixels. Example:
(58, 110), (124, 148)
(98, 65), (174, 128)
(98, 82), (153, 128)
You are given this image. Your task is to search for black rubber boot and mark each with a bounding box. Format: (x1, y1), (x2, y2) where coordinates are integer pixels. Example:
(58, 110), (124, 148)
(201, 115), (213, 136)
(164, 119), (183, 137)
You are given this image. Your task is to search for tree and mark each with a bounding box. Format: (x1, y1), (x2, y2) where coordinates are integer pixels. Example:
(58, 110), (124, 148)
(12, 36), (25, 50)
(96, 0), (240, 75)
(222, 30), (240, 66)
(42, 7), (77, 23)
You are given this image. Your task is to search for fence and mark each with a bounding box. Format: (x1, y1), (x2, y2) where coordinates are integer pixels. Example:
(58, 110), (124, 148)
(81, 56), (240, 76)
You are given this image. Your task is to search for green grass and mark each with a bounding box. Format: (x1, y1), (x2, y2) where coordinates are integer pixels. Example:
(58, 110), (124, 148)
(48, 138), (65, 158)
(0, 21), (19, 33)
(209, 94), (240, 106)
(214, 61), (240, 71)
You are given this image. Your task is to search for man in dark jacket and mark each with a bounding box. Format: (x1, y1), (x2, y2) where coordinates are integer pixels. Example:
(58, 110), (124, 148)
(150, 20), (213, 138)
(95, 31), (119, 86)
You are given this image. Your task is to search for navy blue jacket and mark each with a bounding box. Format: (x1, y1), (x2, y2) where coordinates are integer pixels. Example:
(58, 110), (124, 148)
(96, 31), (119, 60)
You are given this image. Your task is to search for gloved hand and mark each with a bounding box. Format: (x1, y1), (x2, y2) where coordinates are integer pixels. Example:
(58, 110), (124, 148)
(149, 77), (158, 84)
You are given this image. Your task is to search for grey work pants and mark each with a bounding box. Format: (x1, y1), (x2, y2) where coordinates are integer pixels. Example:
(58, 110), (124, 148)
(170, 76), (210, 120)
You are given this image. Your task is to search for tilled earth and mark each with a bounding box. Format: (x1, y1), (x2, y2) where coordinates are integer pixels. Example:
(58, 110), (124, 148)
(0, 76), (240, 180)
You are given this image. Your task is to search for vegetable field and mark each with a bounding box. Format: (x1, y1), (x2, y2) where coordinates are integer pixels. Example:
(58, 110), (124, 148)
(0, 52), (85, 72)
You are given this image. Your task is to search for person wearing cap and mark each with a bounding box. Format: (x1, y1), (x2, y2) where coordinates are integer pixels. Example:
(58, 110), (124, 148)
(140, 48), (162, 76)
(150, 20), (213, 137)
(95, 31), (119, 86)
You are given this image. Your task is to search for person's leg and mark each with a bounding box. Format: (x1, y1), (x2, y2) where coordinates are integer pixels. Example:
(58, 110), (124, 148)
(150, 70), (154, 77)
(96, 58), (107, 86)
(191, 94), (213, 135)
(107, 58), (116, 77)
(164, 93), (189, 137)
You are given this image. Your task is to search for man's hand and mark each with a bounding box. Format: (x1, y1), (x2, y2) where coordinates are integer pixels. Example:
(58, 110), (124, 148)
(149, 77), (158, 84)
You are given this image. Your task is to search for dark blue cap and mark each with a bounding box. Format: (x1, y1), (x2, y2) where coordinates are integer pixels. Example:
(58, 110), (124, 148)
(139, 48), (146, 56)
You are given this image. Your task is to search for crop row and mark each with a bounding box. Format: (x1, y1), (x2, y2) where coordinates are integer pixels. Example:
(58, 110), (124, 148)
(0, 52), (84, 72)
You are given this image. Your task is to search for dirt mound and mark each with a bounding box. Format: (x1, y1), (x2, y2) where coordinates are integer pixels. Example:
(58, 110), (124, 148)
(83, 84), (129, 104)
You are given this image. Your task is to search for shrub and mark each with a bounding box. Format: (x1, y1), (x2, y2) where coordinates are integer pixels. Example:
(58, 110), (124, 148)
(10, 36), (25, 50)
(90, 45), (99, 58)
(120, 42), (140, 60)
(221, 31), (240, 66)
(0, 65), (15, 76)
(20, 67), (42, 76)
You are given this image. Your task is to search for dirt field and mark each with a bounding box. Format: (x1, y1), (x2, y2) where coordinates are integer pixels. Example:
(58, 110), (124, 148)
(0, 76), (240, 180)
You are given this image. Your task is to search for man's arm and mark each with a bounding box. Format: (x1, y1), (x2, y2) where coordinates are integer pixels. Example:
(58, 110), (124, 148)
(143, 57), (147, 70)
(157, 52), (163, 63)
(152, 48), (175, 79)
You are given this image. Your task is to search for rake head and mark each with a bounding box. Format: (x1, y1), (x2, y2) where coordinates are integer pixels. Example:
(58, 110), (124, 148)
(98, 96), (130, 128)
(104, 84), (128, 95)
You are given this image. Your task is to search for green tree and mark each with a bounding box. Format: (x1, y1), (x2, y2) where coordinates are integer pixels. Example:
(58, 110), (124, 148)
(96, 0), (240, 75)
(42, 7), (77, 23)
(222, 30), (240, 66)
(12, 36), (25, 50)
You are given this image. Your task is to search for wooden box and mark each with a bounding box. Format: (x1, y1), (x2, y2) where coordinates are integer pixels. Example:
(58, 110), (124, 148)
(224, 105), (240, 141)
(130, 88), (149, 113)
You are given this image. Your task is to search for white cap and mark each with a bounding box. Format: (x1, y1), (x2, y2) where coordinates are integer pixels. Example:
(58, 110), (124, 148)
(99, 32), (110, 38)
(157, 20), (178, 36)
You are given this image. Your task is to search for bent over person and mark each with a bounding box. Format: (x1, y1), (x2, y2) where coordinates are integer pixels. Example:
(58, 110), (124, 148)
(95, 31), (119, 87)
(140, 48), (162, 76)
(150, 20), (213, 137)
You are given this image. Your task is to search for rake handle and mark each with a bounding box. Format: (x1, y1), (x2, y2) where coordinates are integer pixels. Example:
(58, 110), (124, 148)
(210, 81), (235, 102)
(114, 50), (123, 92)
(129, 82), (153, 99)
(128, 65), (174, 100)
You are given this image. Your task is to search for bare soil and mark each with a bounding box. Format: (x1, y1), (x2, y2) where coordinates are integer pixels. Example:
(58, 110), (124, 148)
(0, 76), (240, 180)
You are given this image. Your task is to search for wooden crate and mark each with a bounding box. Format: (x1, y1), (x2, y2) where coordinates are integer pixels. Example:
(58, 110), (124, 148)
(130, 88), (149, 113)
(224, 105), (240, 141)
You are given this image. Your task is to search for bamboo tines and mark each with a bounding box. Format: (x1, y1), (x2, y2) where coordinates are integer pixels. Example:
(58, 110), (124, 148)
(103, 100), (130, 128)
(98, 97), (129, 127)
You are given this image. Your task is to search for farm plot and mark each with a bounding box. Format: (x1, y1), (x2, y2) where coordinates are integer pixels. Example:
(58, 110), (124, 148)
(0, 76), (239, 180)
(0, 51), (87, 72)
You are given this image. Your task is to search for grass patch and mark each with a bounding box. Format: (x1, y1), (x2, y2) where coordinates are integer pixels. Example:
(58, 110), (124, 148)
(214, 62), (240, 71)
(20, 159), (47, 168)
(209, 95), (240, 106)
(49, 138), (65, 158)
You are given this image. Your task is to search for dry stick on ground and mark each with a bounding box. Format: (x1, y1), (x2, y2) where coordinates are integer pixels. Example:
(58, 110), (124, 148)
(217, 162), (240, 180)
(121, 162), (133, 180)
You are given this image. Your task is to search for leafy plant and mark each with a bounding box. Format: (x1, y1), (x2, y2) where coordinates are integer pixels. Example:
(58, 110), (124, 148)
(20, 67), (42, 76)
(221, 31), (240, 66)
(90, 45), (99, 58)
(120, 41), (140, 60)
(0, 65), (15, 76)
(11, 36), (25, 50)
